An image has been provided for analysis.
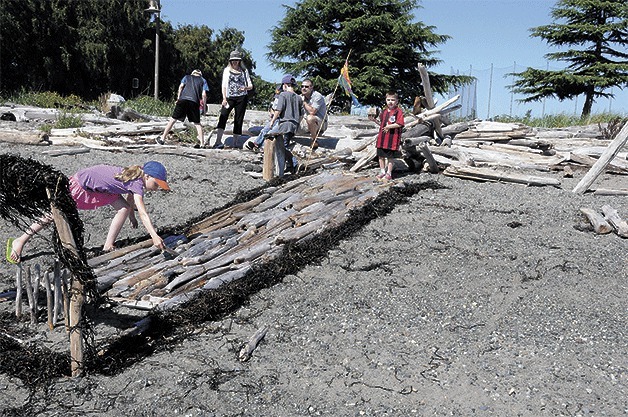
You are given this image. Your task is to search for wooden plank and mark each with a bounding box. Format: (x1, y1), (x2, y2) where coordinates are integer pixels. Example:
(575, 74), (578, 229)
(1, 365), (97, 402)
(572, 122), (628, 194)
(579, 208), (612, 234)
(443, 166), (561, 187)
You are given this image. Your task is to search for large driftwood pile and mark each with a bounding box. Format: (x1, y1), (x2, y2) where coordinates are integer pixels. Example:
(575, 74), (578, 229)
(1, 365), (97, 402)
(88, 171), (394, 311)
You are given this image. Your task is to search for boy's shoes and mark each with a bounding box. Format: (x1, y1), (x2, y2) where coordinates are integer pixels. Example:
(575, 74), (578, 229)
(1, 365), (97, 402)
(212, 143), (224, 149)
(156, 137), (165, 145)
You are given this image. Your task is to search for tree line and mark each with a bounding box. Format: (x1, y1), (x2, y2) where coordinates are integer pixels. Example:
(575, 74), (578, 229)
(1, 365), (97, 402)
(0, 0), (260, 104)
(0, 0), (625, 116)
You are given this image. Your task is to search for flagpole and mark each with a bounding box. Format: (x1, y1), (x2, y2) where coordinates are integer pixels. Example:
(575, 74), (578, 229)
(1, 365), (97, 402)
(303, 49), (353, 170)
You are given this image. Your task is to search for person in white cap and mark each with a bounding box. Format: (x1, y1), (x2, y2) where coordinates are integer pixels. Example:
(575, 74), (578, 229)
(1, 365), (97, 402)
(213, 50), (254, 149)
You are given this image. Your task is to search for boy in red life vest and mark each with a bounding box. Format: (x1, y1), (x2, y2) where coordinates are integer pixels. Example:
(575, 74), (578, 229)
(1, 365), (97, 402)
(369, 91), (404, 181)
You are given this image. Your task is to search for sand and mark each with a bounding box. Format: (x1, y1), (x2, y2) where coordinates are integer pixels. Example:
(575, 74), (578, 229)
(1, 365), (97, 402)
(0, 124), (626, 416)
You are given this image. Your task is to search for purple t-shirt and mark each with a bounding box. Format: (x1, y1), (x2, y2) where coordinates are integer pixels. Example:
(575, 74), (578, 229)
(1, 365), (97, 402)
(75, 165), (144, 196)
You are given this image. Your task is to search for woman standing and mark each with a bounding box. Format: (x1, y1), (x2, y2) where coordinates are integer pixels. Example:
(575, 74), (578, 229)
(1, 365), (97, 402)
(213, 50), (253, 148)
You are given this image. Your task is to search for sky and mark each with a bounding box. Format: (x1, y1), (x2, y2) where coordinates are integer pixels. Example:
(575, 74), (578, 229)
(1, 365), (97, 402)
(158, 0), (627, 118)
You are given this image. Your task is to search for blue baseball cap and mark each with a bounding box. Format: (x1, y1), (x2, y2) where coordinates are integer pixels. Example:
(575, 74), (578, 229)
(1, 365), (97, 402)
(143, 161), (170, 190)
(281, 74), (295, 85)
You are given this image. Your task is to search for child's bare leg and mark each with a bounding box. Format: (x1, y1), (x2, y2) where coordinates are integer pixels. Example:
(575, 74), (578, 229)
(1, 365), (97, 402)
(103, 197), (131, 251)
(386, 158), (394, 175)
(10, 214), (53, 262)
(195, 123), (204, 147)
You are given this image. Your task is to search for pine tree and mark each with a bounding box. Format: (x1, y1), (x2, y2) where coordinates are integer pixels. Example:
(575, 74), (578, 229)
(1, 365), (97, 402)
(511, 0), (628, 117)
(267, 0), (468, 107)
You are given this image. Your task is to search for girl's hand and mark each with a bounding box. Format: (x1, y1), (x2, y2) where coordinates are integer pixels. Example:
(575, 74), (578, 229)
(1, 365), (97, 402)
(152, 236), (165, 250)
(222, 99), (228, 107)
(129, 214), (138, 229)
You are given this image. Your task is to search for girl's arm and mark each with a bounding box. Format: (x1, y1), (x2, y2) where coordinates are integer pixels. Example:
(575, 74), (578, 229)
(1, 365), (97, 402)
(132, 193), (165, 250)
(126, 194), (138, 228)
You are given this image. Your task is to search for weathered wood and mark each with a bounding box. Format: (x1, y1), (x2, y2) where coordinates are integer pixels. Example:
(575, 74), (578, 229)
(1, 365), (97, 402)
(593, 188), (628, 196)
(47, 189), (85, 377)
(263, 137), (277, 180)
(15, 265), (22, 317)
(601, 205), (628, 238)
(443, 166), (561, 187)
(239, 326), (269, 362)
(53, 261), (62, 325)
(44, 271), (54, 330)
(417, 63), (436, 109)
(349, 147), (377, 172)
(42, 147), (91, 157)
(418, 142), (439, 173)
(572, 122), (628, 194)
(579, 208), (612, 234)
(0, 129), (50, 145)
(24, 266), (36, 324)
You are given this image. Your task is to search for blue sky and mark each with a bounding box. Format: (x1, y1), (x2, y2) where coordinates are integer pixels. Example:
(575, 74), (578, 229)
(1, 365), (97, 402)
(159, 0), (627, 117)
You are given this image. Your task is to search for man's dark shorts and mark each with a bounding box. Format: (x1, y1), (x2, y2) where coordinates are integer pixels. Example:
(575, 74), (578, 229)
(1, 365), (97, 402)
(172, 99), (201, 124)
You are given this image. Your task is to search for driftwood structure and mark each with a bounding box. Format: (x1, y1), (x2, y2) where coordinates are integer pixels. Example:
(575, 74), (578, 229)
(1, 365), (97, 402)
(86, 171), (396, 311)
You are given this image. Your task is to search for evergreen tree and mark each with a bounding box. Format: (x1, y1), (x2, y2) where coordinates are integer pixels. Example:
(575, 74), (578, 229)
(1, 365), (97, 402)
(510, 0), (628, 117)
(267, 0), (467, 108)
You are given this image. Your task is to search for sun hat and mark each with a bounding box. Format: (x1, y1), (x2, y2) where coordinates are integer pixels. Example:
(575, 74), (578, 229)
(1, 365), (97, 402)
(281, 74), (296, 85)
(229, 50), (243, 61)
(143, 161), (170, 191)
(191, 69), (202, 76)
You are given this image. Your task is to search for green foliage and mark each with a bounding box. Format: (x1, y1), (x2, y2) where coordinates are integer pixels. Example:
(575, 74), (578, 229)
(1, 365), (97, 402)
(510, 0), (628, 118)
(267, 0), (472, 107)
(0, 0), (258, 104)
(124, 95), (174, 118)
(492, 111), (625, 128)
(54, 111), (84, 129)
(10, 90), (85, 110)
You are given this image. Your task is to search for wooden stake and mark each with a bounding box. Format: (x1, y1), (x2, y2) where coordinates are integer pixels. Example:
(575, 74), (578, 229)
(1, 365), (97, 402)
(47, 188), (85, 377)
(53, 260), (62, 326)
(44, 270), (54, 330)
(33, 264), (41, 317)
(15, 265), (22, 317)
(23, 266), (36, 324)
(263, 138), (277, 181)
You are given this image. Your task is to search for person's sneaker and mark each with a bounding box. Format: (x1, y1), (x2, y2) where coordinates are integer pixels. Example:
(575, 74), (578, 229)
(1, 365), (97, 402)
(376, 172), (386, 180)
(384, 173), (393, 181)
(245, 141), (257, 151)
(156, 136), (165, 145)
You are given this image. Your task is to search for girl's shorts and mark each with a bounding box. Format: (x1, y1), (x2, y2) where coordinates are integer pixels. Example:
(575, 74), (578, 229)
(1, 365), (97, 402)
(69, 175), (120, 210)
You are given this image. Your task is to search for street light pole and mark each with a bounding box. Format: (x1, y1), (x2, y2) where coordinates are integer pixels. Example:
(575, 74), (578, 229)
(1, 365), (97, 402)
(145, 0), (161, 100)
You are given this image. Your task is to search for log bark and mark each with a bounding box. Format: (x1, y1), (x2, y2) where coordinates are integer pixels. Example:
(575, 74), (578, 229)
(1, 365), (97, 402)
(579, 208), (612, 234)
(572, 122), (628, 194)
(601, 205), (628, 238)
